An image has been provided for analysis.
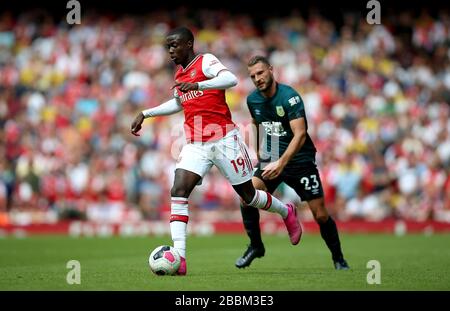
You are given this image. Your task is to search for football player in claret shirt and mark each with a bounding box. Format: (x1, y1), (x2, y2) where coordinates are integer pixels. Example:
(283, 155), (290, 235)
(235, 55), (350, 270)
(131, 27), (302, 275)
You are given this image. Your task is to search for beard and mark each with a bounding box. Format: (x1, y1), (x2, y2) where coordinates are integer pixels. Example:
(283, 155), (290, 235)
(258, 75), (274, 92)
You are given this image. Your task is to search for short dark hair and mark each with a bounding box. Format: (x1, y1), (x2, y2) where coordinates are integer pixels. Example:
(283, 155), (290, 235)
(167, 26), (194, 43)
(247, 55), (271, 67)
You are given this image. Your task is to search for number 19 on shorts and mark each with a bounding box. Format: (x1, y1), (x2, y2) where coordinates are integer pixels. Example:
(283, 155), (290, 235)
(230, 157), (246, 173)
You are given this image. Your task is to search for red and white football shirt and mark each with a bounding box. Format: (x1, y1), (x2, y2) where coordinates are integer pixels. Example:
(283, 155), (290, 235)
(173, 53), (236, 142)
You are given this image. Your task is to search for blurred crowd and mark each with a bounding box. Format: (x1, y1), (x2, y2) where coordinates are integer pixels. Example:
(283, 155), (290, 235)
(0, 8), (449, 226)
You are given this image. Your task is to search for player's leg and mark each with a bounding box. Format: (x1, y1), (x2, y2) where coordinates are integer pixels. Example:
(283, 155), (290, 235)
(171, 144), (212, 275)
(240, 176), (268, 249)
(284, 164), (349, 270)
(233, 179), (302, 245)
(307, 197), (348, 269)
(213, 130), (301, 245)
(170, 168), (202, 255)
(235, 176), (270, 268)
(214, 131), (287, 217)
(169, 168), (202, 275)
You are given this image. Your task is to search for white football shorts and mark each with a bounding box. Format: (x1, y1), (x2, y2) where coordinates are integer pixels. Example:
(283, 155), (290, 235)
(176, 129), (253, 185)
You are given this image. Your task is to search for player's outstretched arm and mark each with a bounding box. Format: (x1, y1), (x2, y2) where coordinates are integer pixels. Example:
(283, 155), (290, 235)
(197, 70), (238, 90)
(130, 97), (183, 136)
(172, 70), (238, 93)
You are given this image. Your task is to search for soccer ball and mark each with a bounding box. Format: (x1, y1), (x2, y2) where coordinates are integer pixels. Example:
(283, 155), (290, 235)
(148, 245), (181, 276)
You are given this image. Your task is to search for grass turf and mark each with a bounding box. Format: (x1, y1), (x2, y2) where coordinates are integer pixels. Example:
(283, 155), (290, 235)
(0, 233), (449, 290)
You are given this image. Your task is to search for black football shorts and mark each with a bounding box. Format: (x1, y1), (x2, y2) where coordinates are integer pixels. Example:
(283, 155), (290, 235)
(253, 161), (324, 201)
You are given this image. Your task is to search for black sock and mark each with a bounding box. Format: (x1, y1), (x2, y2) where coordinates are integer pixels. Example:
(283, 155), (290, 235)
(240, 204), (264, 248)
(319, 216), (344, 262)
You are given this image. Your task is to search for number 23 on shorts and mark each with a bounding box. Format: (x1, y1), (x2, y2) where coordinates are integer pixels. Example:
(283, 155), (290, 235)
(300, 175), (319, 190)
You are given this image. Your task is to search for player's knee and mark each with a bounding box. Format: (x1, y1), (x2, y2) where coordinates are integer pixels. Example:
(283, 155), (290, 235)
(233, 180), (256, 204)
(170, 186), (190, 198)
(241, 194), (254, 205)
(309, 198), (328, 224)
(315, 214), (329, 224)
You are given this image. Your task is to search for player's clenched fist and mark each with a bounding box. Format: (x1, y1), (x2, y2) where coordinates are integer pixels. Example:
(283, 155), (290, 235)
(131, 112), (145, 136)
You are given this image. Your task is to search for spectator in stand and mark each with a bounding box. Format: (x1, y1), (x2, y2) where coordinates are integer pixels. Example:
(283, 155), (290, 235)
(0, 8), (448, 225)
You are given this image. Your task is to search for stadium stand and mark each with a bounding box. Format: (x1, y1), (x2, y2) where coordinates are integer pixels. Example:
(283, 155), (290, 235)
(0, 5), (449, 233)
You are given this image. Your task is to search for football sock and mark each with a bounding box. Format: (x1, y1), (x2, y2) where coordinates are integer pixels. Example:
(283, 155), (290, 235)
(240, 203), (264, 248)
(319, 216), (344, 261)
(248, 190), (288, 219)
(170, 197), (189, 258)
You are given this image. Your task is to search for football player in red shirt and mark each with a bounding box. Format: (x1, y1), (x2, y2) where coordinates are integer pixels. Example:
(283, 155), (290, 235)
(131, 27), (302, 275)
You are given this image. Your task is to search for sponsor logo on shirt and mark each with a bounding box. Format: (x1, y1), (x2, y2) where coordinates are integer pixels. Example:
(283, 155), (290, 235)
(261, 121), (287, 136)
(288, 96), (301, 106)
(179, 90), (205, 103)
(209, 60), (219, 66)
(190, 69), (196, 78)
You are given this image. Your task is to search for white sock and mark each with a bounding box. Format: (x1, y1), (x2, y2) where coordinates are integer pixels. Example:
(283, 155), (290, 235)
(248, 190), (288, 219)
(170, 197), (189, 258)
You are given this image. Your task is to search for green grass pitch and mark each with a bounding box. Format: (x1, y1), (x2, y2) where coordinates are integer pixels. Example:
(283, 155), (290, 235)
(1, 233), (449, 290)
